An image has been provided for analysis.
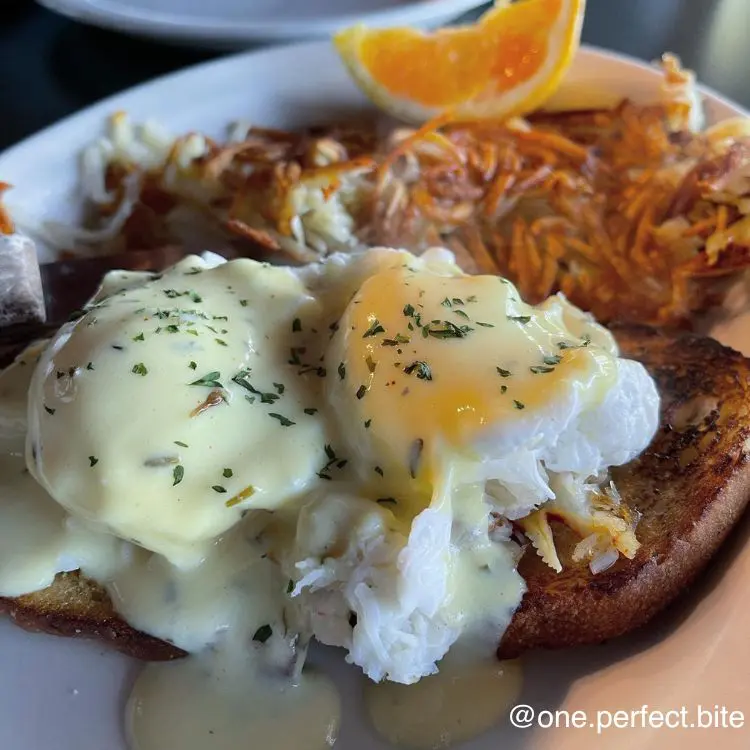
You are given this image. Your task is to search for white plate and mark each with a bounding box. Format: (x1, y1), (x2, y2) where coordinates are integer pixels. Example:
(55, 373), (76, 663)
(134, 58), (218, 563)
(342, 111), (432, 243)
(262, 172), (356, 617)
(1, 42), (750, 750)
(37, 0), (485, 46)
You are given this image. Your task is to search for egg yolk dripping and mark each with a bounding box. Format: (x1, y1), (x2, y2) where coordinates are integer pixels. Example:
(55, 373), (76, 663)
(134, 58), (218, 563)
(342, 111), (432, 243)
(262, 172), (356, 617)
(327, 261), (618, 502)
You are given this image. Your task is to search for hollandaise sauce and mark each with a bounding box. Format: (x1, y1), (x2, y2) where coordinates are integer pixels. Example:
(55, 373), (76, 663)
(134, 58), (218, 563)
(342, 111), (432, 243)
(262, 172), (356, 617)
(0, 247), (659, 750)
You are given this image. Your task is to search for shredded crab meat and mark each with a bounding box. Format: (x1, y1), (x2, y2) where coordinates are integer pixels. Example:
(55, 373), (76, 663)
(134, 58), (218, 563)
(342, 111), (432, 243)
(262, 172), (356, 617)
(516, 480), (640, 573)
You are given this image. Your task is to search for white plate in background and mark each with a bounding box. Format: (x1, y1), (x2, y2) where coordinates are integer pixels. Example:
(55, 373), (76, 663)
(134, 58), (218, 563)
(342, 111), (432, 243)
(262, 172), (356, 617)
(0, 41), (749, 750)
(37, 0), (486, 46)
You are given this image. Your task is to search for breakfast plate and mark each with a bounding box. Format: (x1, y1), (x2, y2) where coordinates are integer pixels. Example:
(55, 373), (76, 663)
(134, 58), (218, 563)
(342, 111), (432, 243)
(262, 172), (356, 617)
(36, 0), (486, 46)
(1, 41), (750, 750)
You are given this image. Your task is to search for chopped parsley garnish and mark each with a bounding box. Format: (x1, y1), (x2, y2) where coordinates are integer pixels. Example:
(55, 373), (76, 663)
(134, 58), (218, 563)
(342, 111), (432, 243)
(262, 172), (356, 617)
(223, 468), (233, 478)
(132, 332), (145, 342)
(338, 362), (346, 380)
(44, 405), (55, 415)
(453, 309), (470, 320)
(476, 322), (495, 328)
(240, 299), (248, 307)
(165, 324), (179, 334)
(269, 413), (295, 427)
(382, 333), (410, 347)
(132, 363), (148, 376)
(189, 361), (197, 370)
(317, 444), (347, 480)
(174, 441), (188, 448)
(530, 365), (555, 374)
(508, 315), (531, 324)
(232, 370), (279, 404)
(163, 289), (181, 299)
(558, 334), (591, 350)
(212, 485), (227, 493)
(253, 625), (273, 643)
(273, 382), (285, 394)
(513, 400), (526, 410)
(363, 319), (385, 338)
(500, 385), (508, 394)
(403, 303), (416, 317)
(111, 345), (124, 351)
(366, 356), (377, 374)
(356, 385), (367, 400)
(292, 318), (302, 333)
(377, 498), (397, 506)
(543, 355), (562, 365)
(304, 408), (318, 415)
(88, 456), (98, 467)
(173, 465), (184, 486)
(86, 362), (94, 371)
(441, 297), (452, 308)
(189, 291), (202, 303)
(404, 361), (432, 381)
(424, 320), (473, 339)
(496, 367), (511, 378)
(364, 419), (372, 429)
(215, 338), (228, 347)
(374, 466), (384, 477)
(466, 295), (477, 302)
(189, 371), (223, 388)
(286, 580), (294, 594)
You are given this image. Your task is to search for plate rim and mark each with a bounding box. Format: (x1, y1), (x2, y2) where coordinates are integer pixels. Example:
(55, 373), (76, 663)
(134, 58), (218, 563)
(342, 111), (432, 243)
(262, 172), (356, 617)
(37, 0), (487, 43)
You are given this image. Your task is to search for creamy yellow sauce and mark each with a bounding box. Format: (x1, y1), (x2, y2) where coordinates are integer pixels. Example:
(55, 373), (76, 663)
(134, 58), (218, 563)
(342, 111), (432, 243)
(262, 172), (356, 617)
(129, 659), (340, 750)
(365, 653), (522, 749)
(0, 247), (659, 750)
(26, 257), (330, 566)
(327, 260), (617, 507)
(0, 346), (126, 596)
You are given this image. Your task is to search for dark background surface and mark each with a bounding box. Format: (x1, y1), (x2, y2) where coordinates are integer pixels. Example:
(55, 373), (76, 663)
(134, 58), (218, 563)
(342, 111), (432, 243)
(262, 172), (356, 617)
(1, 0), (749, 152)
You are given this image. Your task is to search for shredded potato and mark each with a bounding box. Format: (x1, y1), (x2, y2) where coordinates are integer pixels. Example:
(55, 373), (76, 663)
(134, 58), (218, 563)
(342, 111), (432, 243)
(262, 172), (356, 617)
(25, 54), (750, 327)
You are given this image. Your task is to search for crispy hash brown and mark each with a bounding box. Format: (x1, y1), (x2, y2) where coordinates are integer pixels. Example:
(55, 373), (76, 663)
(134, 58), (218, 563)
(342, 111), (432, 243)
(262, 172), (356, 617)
(15, 55), (750, 327)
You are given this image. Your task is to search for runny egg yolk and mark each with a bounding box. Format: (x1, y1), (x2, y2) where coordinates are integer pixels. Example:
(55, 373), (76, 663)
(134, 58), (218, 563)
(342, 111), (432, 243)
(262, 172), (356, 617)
(329, 261), (618, 500)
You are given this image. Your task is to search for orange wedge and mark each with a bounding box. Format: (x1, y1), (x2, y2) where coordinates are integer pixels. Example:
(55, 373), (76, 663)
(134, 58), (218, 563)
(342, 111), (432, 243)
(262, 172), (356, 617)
(334, 0), (585, 123)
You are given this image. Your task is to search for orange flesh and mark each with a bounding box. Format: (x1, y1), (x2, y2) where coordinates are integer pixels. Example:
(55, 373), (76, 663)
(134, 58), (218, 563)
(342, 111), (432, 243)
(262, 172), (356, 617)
(359, 0), (562, 107)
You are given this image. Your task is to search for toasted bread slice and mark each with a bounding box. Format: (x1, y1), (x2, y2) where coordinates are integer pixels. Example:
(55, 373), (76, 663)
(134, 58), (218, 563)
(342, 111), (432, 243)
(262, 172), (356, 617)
(0, 572), (184, 660)
(499, 324), (750, 657)
(2, 325), (750, 661)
